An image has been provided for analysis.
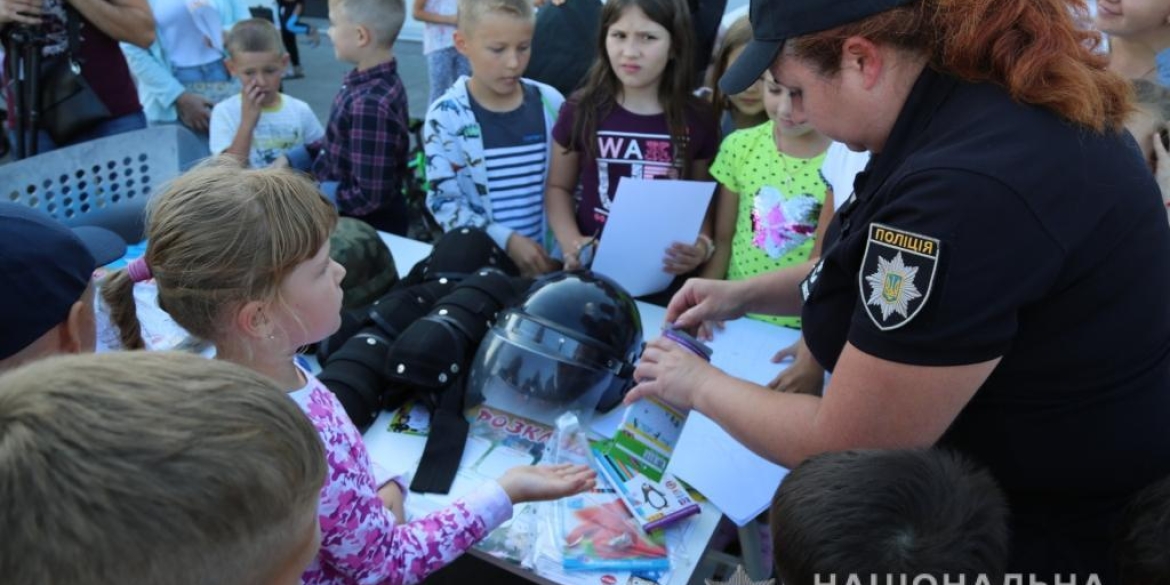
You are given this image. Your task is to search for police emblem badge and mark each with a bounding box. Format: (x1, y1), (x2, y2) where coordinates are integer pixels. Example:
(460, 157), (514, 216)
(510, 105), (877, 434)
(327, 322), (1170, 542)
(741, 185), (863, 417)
(859, 223), (940, 330)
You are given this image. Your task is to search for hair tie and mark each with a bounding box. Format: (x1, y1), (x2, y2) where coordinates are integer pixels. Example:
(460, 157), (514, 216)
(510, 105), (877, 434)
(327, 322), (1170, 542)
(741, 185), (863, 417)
(127, 257), (152, 283)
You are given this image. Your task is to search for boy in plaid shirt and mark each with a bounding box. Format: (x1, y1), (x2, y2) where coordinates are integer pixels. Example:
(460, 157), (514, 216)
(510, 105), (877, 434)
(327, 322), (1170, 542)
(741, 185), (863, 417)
(285, 0), (411, 234)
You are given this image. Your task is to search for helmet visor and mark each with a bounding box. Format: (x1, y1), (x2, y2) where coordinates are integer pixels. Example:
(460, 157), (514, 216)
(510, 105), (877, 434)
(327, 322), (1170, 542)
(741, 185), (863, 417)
(468, 314), (620, 425)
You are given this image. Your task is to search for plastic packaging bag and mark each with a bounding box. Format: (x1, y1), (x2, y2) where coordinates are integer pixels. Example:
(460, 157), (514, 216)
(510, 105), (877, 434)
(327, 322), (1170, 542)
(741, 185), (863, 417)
(528, 412), (693, 581)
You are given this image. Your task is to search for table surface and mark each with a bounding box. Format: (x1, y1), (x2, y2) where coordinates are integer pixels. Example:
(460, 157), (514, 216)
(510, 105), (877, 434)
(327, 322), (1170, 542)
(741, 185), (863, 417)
(368, 234), (726, 585)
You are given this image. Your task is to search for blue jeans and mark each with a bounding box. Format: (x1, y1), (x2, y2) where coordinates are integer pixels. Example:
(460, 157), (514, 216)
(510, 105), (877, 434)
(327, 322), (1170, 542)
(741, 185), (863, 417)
(172, 59), (231, 84)
(426, 46), (471, 105)
(10, 110), (148, 158)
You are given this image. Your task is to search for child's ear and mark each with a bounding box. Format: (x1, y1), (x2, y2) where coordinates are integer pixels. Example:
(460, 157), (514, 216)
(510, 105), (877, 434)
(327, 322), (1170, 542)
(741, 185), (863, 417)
(356, 23), (373, 48)
(224, 57), (238, 77)
(281, 53), (290, 68)
(234, 300), (273, 340)
(453, 29), (468, 55)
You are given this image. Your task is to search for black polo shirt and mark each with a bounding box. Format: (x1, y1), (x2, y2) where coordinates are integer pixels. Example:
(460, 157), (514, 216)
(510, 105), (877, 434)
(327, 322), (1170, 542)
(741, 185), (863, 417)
(801, 67), (1170, 578)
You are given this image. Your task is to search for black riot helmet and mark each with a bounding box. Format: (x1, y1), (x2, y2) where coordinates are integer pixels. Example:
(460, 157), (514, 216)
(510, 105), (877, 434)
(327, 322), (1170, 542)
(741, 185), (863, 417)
(468, 270), (644, 422)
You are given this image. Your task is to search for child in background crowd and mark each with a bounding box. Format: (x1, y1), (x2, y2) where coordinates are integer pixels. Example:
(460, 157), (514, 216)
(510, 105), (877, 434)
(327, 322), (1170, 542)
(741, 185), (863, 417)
(0, 351), (327, 585)
(546, 0), (719, 274)
(424, 0), (564, 277)
(1127, 79), (1170, 220)
(708, 15), (767, 136)
(770, 449), (1011, 584)
(101, 161), (595, 585)
(698, 69), (833, 394)
(284, 0), (412, 235)
(414, 0), (471, 105)
(211, 19), (325, 168)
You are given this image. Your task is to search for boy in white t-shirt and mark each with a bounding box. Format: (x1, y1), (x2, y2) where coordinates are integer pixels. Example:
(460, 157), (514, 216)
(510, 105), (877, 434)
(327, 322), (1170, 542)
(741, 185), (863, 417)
(210, 18), (324, 167)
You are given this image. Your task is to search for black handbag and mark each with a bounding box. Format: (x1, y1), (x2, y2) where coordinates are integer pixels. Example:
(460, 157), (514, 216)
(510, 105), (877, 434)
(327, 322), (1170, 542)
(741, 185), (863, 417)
(38, 5), (111, 143)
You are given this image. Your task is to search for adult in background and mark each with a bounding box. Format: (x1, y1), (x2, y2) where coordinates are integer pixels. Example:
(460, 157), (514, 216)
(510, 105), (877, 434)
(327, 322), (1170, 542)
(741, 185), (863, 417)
(0, 0), (153, 154)
(525, 0), (602, 97)
(628, 0), (1170, 579)
(121, 0), (250, 135)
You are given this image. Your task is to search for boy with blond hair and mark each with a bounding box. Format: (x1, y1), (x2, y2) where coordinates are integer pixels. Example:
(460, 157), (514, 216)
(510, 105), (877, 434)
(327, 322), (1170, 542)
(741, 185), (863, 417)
(285, 0), (412, 234)
(0, 351), (326, 585)
(210, 19), (325, 168)
(424, 0), (564, 276)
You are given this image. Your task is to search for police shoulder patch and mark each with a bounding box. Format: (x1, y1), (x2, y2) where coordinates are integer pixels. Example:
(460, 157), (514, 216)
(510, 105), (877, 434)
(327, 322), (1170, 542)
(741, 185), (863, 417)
(858, 223), (940, 331)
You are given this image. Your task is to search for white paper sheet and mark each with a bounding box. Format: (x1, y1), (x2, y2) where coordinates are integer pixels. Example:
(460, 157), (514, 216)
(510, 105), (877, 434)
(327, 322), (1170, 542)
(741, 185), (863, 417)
(591, 178), (716, 297)
(665, 318), (803, 526)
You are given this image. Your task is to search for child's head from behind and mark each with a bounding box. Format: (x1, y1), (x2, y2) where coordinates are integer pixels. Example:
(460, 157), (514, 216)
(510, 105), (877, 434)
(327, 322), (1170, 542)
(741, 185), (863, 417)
(454, 0), (535, 105)
(711, 15), (765, 127)
(328, 0), (405, 63)
(225, 19), (288, 108)
(102, 159), (341, 352)
(1113, 474), (1170, 585)
(770, 449), (1010, 585)
(0, 351), (326, 585)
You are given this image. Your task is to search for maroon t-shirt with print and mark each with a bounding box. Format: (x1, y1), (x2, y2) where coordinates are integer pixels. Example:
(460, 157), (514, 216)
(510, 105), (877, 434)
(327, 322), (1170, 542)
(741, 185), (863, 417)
(551, 99), (718, 238)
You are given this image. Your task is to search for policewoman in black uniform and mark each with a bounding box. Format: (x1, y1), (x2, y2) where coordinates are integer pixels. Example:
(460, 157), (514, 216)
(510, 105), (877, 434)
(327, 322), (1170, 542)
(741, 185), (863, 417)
(626, 0), (1170, 579)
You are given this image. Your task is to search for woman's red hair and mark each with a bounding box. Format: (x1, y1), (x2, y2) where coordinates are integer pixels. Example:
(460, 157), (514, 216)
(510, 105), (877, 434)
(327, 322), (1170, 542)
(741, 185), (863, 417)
(788, 0), (1132, 132)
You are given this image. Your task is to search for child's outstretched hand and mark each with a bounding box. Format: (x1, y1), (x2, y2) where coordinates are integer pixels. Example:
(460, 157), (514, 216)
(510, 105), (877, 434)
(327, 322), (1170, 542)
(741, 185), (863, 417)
(498, 463), (596, 504)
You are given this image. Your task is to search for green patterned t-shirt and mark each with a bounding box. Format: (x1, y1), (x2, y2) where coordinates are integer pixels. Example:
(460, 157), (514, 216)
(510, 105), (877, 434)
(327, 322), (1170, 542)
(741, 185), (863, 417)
(709, 121), (829, 328)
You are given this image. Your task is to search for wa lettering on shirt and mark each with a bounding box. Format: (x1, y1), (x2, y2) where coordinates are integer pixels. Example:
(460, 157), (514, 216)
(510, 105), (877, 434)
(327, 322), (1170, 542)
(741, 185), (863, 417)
(594, 130), (687, 223)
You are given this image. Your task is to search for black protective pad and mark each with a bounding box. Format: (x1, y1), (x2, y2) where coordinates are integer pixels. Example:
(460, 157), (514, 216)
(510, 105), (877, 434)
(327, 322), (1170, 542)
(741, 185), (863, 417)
(318, 332), (394, 432)
(385, 317), (471, 392)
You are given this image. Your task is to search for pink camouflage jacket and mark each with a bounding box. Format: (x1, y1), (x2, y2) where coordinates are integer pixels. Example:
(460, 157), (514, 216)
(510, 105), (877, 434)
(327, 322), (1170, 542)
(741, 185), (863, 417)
(289, 370), (514, 585)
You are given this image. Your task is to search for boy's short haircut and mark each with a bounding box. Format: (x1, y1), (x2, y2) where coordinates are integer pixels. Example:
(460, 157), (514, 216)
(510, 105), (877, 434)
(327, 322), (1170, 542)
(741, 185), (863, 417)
(0, 351), (327, 585)
(225, 18), (286, 57)
(770, 449), (1010, 585)
(334, 0), (405, 48)
(457, 0), (535, 32)
(1113, 474), (1170, 585)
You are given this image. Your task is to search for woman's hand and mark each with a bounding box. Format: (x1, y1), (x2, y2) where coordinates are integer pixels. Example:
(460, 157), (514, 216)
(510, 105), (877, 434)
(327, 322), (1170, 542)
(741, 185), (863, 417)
(664, 278), (748, 330)
(697, 319), (724, 341)
(0, 0), (41, 25)
(176, 92), (214, 133)
(662, 238), (708, 275)
(767, 337), (825, 396)
(625, 336), (722, 410)
(506, 233), (558, 277)
(498, 463), (596, 504)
